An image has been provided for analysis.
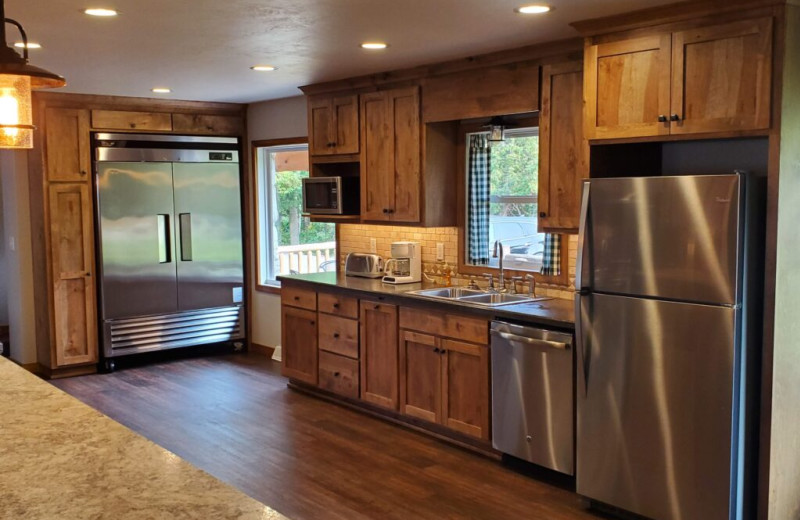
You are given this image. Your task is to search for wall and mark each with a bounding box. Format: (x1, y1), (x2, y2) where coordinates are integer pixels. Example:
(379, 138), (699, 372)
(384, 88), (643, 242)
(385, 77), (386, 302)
(0, 151), (38, 364)
(246, 95), (308, 348)
(338, 224), (577, 300)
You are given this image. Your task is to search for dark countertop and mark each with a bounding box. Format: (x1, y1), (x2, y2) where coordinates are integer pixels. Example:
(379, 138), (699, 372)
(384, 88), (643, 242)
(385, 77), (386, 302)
(277, 272), (575, 331)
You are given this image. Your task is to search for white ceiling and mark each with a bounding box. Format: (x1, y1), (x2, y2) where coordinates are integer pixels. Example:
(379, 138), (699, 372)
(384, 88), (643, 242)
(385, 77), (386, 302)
(6, 0), (675, 104)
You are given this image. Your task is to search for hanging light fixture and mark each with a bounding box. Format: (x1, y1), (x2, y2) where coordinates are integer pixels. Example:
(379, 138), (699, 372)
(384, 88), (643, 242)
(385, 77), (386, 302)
(484, 116), (516, 143)
(0, 1), (65, 149)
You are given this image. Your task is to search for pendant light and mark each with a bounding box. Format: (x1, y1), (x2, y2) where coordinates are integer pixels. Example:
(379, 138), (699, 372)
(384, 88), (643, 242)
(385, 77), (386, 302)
(484, 116), (516, 143)
(0, 1), (65, 149)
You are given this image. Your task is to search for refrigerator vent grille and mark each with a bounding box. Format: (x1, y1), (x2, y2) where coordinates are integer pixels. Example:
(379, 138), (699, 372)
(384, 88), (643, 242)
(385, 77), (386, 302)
(108, 306), (243, 352)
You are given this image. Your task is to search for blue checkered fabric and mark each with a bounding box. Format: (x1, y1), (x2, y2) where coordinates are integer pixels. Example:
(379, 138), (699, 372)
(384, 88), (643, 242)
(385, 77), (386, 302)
(467, 134), (491, 265)
(540, 233), (561, 276)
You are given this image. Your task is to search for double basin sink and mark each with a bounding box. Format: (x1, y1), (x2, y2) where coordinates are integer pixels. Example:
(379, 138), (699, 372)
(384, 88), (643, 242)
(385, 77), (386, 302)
(408, 287), (551, 307)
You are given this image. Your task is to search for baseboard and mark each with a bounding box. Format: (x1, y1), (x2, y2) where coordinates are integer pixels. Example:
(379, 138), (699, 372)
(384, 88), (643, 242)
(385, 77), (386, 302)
(250, 343), (276, 358)
(271, 345), (282, 362)
(38, 363), (97, 379)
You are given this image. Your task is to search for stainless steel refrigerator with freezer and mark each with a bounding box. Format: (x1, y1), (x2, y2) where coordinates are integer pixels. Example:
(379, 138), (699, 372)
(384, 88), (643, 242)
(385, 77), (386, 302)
(94, 133), (245, 366)
(575, 173), (763, 520)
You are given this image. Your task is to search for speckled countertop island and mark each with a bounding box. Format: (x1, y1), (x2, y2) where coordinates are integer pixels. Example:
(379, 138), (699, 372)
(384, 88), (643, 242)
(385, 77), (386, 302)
(0, 357), (287, 520)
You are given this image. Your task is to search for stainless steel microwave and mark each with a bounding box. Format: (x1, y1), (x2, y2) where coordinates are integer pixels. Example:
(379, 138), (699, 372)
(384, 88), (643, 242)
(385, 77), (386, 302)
(302, 176), (359, 215)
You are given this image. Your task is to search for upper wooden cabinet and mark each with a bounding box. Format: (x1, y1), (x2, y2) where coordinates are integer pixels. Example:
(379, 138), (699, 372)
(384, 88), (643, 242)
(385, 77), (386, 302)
(172, 113), (242, 136)
(360, 86), (421, 222)
(308, 94), (359, 156)
(584, 17), (772, 140)
(91, 110), (173, 132)
(539, 61), (589, 232)
(45, 108), (91, 182)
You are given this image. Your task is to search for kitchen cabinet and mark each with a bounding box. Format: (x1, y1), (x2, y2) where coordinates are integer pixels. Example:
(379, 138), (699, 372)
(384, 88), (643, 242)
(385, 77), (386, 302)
(281, 305), (318, 385)
(48, 183), (98, 366)
(171, 113), (241, 135)
(360, 300), (399, 410)
(360, 86), (421, 222)
(399, 307), (490, 440)
(44, 108), (91, 182)
(538, 60), (589, 232)
(318, 350), (359, 399)
(584, 17), (772, 140)
(308, 94), (359, 156)
(91, 109), (173, 132)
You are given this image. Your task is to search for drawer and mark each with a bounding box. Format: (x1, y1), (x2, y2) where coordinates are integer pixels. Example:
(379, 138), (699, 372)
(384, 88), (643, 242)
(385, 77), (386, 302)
(281, 285), (317, 311)
(399, 307), (488, 345)
(318, 292), (358, 319)
(318, 351), (359, 399)
(91, 110), (173, 131)
(318, 314), (359, 358)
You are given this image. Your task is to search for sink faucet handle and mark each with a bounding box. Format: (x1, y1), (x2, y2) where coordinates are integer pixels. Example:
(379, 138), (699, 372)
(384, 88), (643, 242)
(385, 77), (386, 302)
(509, 276), (524, 294)
(482, 273), (495, 290)
(466, 276), (480, 290)
(525, 274), (537, 298)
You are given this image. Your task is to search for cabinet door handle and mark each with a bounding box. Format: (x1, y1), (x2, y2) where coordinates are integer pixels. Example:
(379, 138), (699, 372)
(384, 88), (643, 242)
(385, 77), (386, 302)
(310, 321), (316, 326)
(294, 296), (300, 301)
(539, 212), (547, 218)
(334, 372), (341, 377)
(80, 170), (87, 176)
(332, 303), (340, 308)
(433, 347), (440, 353)
(374, 304), (380, 310)
(85, 272), (91, 277)
(333, 333), (340, 339)
(670, 114), (681, 122)
(439, 349), (446, 355)
(658, 115), (668, 123)
(129, 123), (136, 128)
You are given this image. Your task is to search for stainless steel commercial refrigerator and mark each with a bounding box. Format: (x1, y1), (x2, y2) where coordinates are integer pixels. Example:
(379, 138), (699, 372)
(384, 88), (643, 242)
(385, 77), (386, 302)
(94, 133), (244, 367)
(575, 173), (763, 520)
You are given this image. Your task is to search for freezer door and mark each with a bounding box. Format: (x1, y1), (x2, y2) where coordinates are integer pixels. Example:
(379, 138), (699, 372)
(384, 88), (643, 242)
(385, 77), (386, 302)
(173, 162), (244, 311)
(587, 175), (741, 305)
(576, 292), (738, 520)
(96, 162), (178, 319)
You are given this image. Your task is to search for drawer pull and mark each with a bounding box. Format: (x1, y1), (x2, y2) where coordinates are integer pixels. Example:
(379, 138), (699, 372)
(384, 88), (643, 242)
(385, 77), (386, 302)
(333, 333), (340, 339)
(332, 303), (340, 308)
(310, 321), (316, 326)
(334, 371), (341, 377)
(294, 296), (300, 301)
(374, 304), (380, 310)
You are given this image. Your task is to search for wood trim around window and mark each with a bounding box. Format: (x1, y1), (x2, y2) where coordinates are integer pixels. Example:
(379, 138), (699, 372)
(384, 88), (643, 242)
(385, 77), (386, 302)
(252, 136), (308, 294)
(455, 118), (572, 287)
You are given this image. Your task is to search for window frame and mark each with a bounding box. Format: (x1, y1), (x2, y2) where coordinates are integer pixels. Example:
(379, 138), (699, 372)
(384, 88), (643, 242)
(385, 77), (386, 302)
(456, 117), (570, 286)
(252, 136), (309, 294)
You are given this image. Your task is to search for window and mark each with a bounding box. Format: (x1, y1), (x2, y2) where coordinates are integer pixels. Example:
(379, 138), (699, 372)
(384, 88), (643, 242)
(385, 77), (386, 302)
(465, 127), (544, 272)
(254, 140), (336, 287)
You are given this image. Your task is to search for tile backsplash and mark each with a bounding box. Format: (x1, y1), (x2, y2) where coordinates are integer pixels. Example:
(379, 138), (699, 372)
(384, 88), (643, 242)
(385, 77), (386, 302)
(338, 224), (578, 300)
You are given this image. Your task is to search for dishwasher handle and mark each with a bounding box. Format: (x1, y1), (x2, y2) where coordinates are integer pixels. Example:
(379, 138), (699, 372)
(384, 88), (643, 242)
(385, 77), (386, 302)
(491, 329), (571, 350)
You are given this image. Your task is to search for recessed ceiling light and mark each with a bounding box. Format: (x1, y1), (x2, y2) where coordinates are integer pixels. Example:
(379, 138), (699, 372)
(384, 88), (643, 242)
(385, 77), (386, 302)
(250, 65), (277, 72)
(516, 4), (551, 14)
(361, 42), (388, 50)
(84, 8), (118, 17)
(14, 42), (42, 49)
(151, 88), (171, 94)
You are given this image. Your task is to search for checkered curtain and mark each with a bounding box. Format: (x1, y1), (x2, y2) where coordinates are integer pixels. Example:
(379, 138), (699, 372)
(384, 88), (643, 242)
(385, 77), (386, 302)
(540, 234), (562, 276)
(468, 134), (491, 265)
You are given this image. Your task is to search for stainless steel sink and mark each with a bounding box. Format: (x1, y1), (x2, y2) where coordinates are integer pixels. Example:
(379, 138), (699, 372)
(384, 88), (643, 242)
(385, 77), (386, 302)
(409, 287), (485, 299)
(457, 293), (537, 306)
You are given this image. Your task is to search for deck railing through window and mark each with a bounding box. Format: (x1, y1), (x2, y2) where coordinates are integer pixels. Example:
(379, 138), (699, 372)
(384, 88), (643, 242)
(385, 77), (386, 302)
(276, 241), (337, 275)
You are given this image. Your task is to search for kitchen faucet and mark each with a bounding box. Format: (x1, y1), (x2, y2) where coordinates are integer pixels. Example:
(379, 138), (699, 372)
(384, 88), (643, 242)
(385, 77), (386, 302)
(492, 240), (507, 292)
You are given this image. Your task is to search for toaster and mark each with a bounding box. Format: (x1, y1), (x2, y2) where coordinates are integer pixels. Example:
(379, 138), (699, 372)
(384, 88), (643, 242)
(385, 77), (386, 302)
(345, 253), (384, 278)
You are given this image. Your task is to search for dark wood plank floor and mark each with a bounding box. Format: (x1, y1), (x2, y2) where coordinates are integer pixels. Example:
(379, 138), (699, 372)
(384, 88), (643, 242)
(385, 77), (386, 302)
(52, 352), (607, 520)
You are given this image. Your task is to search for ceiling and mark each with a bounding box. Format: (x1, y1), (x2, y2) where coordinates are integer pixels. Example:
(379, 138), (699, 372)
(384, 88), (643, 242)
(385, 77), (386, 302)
(6, 0), (676, 104)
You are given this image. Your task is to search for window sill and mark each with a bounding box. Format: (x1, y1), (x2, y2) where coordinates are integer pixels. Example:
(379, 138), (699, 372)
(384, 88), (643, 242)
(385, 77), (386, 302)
(255, 282), (281, 295)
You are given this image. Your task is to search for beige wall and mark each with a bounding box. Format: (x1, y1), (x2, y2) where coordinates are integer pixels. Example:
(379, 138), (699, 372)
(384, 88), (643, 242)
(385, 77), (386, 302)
(246, 95), (307, 348)
(0, 151), (38, 364)
(338, 224), (577, 300)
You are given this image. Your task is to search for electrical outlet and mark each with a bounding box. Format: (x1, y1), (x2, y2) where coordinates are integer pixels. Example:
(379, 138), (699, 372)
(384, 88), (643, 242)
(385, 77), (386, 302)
(370, 238), (377, 253)
(436, 242), (445, 261)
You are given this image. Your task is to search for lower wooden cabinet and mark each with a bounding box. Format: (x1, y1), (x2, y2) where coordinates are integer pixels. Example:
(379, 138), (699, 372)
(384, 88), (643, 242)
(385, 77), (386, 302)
(281, 305), (318, 385)
(360, 300), (399, 410)
(399, 330), (443, 423)
(318, 351), (359, 399)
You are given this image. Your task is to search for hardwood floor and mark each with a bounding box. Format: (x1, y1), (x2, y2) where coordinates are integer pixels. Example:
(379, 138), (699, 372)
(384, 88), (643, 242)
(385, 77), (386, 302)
(52, 352), (607, 520)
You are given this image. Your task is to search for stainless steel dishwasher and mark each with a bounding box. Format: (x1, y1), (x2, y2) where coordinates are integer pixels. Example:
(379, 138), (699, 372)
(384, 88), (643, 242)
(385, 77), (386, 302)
(491, 320), (574, 475)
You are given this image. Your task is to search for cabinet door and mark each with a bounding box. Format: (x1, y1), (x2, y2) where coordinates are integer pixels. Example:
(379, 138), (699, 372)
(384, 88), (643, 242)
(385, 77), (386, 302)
(308, 96), (334, 156)
(281, 305), (318, 384)
(49, 183), (97, 366)
(172, 113), (242, 135)
(670, 17), (772, 135)
(45, 108), (91, 182)
(360, 300), (399, 410)
(91, 110), (173, 132)
(584, 35), (672, 139)
(539, 61), (589, 232)
(442, 339), (490, 441)
(389, 87), (421, 223)
(332, 95), (359, 154)
(399, 330), (442, 423)
(360, 91), (394, 221)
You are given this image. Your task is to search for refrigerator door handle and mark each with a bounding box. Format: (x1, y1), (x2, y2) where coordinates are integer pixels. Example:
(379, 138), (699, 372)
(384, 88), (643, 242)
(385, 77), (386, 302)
(157, 214), (171, 264)
(575, 181), (590, 290)
(575, 291), (589, 397)
(179, 213), (193, 261)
